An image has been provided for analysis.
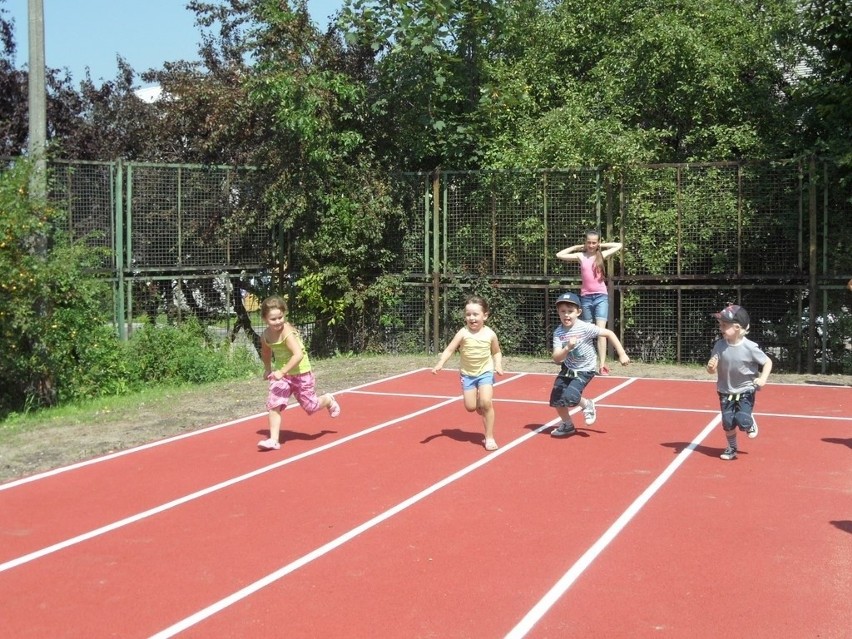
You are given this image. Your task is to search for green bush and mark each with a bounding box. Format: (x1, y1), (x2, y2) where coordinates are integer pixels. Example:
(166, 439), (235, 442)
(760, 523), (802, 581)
(0, 161), (128, 415)
(0, 162), (258, 419)
(126, 319), (257, 385)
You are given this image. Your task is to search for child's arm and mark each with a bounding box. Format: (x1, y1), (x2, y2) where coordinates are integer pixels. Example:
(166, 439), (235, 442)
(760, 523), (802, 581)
(552, 335), (578, 363)
(491, 332), (504, 375)
(600, 242), (623, 259)
(268, 325), (304, 380)
(754, 357), (772, 389)
(432, 330), (464, 373)
(261, 332), (273, 378)
(599, 328), (630, 366)
(555, 245), (584, 262)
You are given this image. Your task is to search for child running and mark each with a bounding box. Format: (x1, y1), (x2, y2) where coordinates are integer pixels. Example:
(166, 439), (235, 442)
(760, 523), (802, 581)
(258, 295), (340, 450)
(706, 304), (772, 460)
(549, 292), (630, 437)
(432, 296), (503, 451)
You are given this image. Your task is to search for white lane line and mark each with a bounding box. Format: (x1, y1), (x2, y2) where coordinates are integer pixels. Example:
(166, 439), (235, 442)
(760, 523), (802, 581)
(0, 373), (524, 573)
(0, 395), (462, 573)
(504, 412), (722, 639)
(0, 372), (530, 573)
(0, 368), (435, 491)
(147, 377), (638, 638)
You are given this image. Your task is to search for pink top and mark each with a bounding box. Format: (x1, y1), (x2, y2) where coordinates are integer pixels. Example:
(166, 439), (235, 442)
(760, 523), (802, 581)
(578, 253), (608, 296)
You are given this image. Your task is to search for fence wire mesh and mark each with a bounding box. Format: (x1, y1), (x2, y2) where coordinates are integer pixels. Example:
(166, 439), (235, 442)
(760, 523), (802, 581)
(49, 161), (115, 270)
(31, 158), (852, 374)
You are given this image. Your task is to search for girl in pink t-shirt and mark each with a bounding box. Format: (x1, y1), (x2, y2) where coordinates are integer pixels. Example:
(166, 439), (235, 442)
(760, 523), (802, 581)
(556, 230), (624, 374)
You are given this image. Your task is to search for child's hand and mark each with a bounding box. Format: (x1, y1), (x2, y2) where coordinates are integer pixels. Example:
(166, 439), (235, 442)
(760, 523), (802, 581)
(495, 365), (504, 375)
(432, 365), (442, 375)
(618, 353), (630, 366)
(706, 354), (719, 373)
(267, 370), (283, 381)
(562, 337), (578, 351)
(754, 378), (767, 389)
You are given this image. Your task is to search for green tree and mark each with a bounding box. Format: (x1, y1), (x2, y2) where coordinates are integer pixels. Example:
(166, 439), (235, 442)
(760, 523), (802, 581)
(479, 0), (801, 167)
(0, 3), (28, 156)
(340, 0), (520, 169)
(0, 161), (128, 415)
(796, 0), (852, 168)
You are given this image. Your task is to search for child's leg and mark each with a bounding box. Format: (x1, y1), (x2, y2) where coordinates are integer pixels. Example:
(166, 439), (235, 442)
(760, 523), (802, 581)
(593, 294), (610, 372)
(261, 379), (291, 449)
(721, 426), (738, 458)
(268, 407), (282, 441)
(291, 373), (340, 417)
(718, 394), (739, 458)
(258, 407), (284, 449)
(733, 393), (757, 437)
(316, 393), (341, 416)
(462, 388), (479, 413)
(476, 383), (495, 442)
(595, 318), (608, 370)
(554, 406), (572, 423)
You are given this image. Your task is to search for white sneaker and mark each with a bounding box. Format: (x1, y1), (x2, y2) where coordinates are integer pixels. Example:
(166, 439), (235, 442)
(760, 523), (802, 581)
(747, 418), (759, 439)
(258, 438), (280, 450)
(582, 400), (597, 425)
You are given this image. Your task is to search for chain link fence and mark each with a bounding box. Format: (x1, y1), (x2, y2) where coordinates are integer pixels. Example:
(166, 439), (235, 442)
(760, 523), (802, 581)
(33, 158), (852, 374)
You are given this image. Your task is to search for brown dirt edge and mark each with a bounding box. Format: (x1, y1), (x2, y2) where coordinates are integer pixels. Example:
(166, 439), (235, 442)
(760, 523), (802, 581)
(1, 354), (849, 484)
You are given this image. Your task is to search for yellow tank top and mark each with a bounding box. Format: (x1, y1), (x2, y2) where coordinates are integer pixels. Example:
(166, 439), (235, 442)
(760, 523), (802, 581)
(265, 329), (312, 375)
(459, 326), (496, 377)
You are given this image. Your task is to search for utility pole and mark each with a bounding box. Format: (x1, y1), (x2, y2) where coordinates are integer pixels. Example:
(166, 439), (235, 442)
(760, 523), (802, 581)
(28, 0), (47, 199)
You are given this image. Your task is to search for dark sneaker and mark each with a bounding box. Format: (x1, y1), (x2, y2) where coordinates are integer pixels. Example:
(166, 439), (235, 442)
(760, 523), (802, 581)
(582, 400), (597, 425)
(720, 446), (737, 460)
(551, 422), (577, 438)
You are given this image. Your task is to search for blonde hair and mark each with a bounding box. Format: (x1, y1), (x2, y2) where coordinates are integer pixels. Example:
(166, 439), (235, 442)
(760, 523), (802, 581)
(260, 295), (288, 319)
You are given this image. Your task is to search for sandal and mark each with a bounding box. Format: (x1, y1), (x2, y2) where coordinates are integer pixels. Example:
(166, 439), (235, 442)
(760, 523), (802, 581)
(484, 438), (498, 451)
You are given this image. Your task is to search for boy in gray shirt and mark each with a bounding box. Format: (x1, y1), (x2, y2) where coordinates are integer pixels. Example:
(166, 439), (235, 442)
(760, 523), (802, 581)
(706, 304), (772, 460)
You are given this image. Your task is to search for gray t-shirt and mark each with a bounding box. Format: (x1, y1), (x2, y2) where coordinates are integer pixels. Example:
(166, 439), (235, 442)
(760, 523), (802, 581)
(553, 320), (601, 372)
(711, 337), (769, 394)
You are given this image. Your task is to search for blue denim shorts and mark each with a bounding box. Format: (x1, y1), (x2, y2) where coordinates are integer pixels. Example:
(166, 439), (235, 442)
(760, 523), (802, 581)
(461, 371), (494, 391)
(581, 293), (609, 322)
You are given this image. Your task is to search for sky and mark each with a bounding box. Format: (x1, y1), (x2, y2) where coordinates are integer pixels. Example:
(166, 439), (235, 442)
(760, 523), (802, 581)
(4, 0), (343, 86)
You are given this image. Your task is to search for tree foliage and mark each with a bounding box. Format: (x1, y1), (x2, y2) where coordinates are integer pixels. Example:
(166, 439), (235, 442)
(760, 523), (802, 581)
(1, 0), (850, 371)
(0, 161), (125, 413)
(796, 0), (852, 169)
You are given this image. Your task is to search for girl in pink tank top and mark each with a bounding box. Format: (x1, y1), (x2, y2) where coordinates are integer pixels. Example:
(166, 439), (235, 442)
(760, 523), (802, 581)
(556, 230), (624, 374)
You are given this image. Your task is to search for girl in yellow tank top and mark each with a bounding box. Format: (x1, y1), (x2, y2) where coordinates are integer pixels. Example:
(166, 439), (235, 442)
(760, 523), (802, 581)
(432, 296), (503, 451)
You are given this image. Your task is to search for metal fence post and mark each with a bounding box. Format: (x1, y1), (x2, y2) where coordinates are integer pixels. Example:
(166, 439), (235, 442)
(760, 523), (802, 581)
(807, 156), (817, 374)
(431, 168), (441, 354)
(115, 159), (127, 340)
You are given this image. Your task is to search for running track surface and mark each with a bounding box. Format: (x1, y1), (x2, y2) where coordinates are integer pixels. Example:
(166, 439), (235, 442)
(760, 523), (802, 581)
(1, 369), (850, 638)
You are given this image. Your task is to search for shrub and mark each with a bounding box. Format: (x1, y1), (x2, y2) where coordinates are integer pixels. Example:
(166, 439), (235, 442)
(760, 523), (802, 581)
(126, 319), (257, 385)
(0, 161), (127, 416)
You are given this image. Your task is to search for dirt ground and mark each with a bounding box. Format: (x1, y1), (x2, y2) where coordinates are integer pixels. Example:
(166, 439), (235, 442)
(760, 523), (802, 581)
(1, 354), (849, 484)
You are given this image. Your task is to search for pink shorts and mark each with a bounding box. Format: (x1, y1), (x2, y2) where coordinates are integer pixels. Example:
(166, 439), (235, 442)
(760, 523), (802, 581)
(266, 371), (322, 414)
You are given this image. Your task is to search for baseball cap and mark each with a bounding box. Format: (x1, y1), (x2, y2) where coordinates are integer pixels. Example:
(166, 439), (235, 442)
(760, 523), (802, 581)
(712, 304), (750, 328)
(555, 292), (581, 308)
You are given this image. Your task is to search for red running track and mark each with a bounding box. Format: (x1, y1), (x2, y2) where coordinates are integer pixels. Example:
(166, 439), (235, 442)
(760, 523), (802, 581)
(0, 368), (849, 638)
